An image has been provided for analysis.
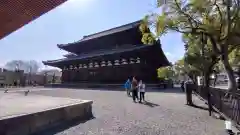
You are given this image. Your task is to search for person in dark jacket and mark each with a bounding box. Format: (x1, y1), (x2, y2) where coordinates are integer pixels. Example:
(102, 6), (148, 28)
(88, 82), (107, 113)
(131, 77), (139, 102)
(181, 80), (185, 92)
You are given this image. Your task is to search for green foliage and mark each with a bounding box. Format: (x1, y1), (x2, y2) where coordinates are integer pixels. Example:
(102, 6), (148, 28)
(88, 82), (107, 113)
(139, 17), (156, 45)
(174, 57), (201, 82)
(214, 47), (240, 72)
(147, 0), (240, 50)
(142, 0), (240, 90)
(229, 47), (240, 67)
(157, 66), (175, 79)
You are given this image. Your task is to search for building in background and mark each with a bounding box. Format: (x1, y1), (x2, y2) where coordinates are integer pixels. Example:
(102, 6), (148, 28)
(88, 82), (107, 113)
(0, 68), (61, 87)
(0, 68), (24, 86)
(43, 20), (170, 84)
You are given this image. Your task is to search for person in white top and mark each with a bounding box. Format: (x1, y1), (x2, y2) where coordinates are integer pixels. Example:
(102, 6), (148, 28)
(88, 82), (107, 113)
(138, 80), (146, 103)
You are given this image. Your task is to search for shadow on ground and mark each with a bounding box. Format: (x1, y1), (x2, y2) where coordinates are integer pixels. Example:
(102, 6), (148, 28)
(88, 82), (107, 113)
(31, 116), (95, 135)
(186, 103), (209, 111)
(141, 101), (160, 107)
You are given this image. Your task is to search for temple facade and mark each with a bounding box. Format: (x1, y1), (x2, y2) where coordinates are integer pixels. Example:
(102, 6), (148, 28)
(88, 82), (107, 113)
(43, 20), (170, 84)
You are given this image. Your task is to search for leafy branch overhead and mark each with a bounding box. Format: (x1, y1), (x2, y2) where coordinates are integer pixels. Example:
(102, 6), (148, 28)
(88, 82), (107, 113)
(142, 0), (240, 49)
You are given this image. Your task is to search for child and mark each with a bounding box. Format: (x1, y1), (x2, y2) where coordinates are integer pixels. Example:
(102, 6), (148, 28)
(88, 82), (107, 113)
(138, 80), (146, 103)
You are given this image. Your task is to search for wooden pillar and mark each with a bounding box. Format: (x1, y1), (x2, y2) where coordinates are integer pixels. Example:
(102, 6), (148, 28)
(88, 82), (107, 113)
(65, 68), (70, 83)
(62, 70), (66, 83)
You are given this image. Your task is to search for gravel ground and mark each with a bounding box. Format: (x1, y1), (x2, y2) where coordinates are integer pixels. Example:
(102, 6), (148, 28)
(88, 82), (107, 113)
(18, 88), (228, 135)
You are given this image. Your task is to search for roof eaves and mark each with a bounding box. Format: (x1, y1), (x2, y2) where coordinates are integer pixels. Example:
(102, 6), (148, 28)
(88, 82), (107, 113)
(44, 44), (150, 64)
(56, 20), (142, 48)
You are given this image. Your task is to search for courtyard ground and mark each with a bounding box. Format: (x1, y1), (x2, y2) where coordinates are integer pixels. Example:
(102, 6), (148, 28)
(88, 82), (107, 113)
(1, 87), (228, 135)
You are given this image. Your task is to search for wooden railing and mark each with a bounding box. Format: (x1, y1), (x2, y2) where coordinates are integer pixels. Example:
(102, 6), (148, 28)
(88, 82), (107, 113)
(188, 84), (240, 128)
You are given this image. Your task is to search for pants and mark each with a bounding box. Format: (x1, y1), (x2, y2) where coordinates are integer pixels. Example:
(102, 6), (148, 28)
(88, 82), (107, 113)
(132, 89), (138, 101)
(140, 92), (145, 102)
(181, 86), (184, 92)
(126, 88), (130, 96)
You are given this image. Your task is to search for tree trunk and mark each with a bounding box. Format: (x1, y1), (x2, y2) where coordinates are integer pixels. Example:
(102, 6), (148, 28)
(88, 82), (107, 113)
(203, 67), (213, 116)
(213, 75), (217, 87)
(221, 51), (237, 92)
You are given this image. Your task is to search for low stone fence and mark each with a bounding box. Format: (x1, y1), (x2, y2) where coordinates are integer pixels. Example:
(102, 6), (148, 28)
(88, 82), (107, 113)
(188, 84), (240, 128)
(0, 100), (93, 135)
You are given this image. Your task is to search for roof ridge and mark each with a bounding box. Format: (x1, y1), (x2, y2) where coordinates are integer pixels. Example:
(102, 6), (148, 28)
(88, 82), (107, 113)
(57, 20), (143, 49)
(83, 20), (141, 39)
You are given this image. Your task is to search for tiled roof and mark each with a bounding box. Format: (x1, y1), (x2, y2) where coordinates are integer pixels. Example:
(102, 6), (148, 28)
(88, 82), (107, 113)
(43, 44), (150, 64)
(57, 20), (142, 48)
(63, 53), (77, 58)
(0, 0), (67, 39)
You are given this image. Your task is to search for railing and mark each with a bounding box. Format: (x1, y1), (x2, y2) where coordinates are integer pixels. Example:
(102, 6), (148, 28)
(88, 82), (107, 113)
(188, 84), (240, 127)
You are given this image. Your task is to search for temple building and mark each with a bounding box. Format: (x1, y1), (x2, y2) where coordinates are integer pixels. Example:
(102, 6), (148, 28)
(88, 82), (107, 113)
(43, 20), (170, 84)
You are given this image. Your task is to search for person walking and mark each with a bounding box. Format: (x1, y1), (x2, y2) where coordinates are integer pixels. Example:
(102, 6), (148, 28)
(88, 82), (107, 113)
(184, 79), (193, 106)
(124, 79), (131, 96)
(131, 77), (138, 102)
(180, 80), (185, 92)
(138, 80), (146, 103)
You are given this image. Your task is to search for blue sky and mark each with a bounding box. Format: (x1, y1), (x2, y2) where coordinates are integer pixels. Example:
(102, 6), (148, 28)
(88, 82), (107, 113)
(0, 0), (184, 69)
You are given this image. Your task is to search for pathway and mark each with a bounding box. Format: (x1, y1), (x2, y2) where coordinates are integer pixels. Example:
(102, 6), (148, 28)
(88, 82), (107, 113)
(17, 87), (228, 135)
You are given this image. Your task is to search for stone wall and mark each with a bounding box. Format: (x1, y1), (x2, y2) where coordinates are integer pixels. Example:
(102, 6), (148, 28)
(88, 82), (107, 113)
(0, 100), (93, 135)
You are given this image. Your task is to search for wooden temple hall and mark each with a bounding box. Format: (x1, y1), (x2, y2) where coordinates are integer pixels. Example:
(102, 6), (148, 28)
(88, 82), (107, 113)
(43, 20), (170, 84)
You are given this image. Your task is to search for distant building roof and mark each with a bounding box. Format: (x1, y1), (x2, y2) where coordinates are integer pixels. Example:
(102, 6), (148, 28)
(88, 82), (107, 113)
(0, 0), (67, 39)
(57, 20), (142, 48)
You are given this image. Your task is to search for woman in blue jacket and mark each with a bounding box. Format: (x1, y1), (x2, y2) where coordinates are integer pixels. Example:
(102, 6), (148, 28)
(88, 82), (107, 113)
(124, 79), (131, 96)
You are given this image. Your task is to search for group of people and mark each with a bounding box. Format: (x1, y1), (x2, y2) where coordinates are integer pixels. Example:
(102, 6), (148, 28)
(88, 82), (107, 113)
(124, 77), (146, 103)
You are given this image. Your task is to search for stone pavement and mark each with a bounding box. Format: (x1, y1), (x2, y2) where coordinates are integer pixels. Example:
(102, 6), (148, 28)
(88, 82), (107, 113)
(14, 88), (227, 135)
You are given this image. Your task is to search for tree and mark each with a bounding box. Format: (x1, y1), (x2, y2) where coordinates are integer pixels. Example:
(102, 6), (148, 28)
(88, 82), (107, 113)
(141, 0), (240, 91)
(183, 33), (219, 86)
(174, 57), (201, 84)
(229, 47), (240, 68)
(5, 60), (40, 73)
(157, 66), (175, 79)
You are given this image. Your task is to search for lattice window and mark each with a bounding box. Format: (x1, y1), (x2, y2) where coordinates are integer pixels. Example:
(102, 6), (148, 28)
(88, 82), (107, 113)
(101, 61), (106, 67)
(89, 62), (93, 68)
(79, 64), (82, 69)
(136, 57), (141, 64)
(121, 59), (128, 65)
(83, 64), (87, 68)
(129, 58), (135, 64)
(94, 62), (99, 68)
(114, 60), (120, 65)
(107, 61), (112, 66)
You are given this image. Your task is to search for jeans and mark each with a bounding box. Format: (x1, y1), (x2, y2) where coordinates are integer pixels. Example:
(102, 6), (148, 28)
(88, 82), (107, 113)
(126, 89), (131, 96)
(132, 89), (138, 101)
(140, 92), (145, 102)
